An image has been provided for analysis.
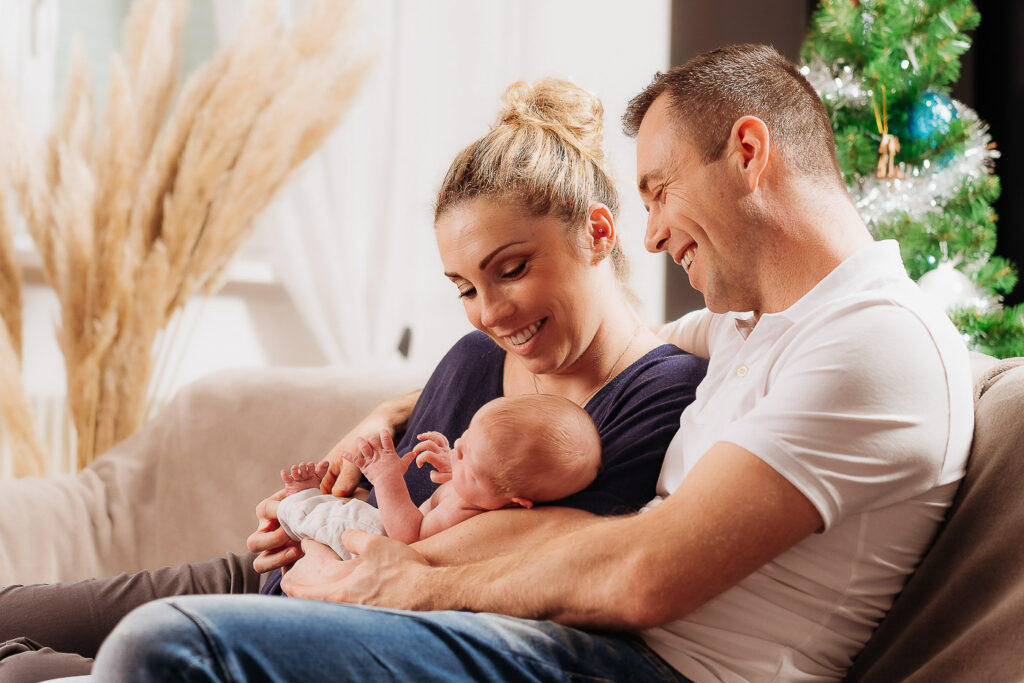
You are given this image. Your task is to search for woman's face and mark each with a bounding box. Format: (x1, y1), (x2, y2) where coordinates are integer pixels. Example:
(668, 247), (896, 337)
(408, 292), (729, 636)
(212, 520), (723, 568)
(436, 198), (603, 378)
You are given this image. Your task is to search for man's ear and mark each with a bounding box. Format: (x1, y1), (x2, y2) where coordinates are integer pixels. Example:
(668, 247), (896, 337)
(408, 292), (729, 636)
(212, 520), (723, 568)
(585, 202), (616, 262)
(728, 115), (770, 191)
(510, 496), (534, 509)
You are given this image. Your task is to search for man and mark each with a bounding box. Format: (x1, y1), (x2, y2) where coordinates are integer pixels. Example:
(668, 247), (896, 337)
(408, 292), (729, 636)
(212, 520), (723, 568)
(94, 44), (973, 682)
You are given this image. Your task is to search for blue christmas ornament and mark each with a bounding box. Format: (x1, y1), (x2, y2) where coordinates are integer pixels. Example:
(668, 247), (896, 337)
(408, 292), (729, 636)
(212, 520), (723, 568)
(906, 91), (957, 143)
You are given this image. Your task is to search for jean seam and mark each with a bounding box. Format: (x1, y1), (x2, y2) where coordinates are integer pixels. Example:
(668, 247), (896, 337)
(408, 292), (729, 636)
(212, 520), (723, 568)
(169, 602), (238, 683)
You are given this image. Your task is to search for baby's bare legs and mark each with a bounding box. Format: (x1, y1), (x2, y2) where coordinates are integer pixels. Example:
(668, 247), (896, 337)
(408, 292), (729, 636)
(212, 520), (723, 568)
(280, 461), (330, 496)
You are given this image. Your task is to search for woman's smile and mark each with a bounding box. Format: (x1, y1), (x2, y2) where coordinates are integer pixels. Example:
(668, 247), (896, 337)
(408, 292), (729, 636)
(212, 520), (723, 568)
(503, 318), (547, 348)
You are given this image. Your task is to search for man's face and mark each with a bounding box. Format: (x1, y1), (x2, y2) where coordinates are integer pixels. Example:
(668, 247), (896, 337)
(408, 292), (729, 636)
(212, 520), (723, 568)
(635, 95), (758, 313)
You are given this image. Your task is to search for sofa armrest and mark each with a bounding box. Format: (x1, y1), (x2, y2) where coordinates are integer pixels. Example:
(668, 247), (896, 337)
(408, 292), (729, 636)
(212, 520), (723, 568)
(0, 365), (428, 585)
(844, 356), (1024, 681)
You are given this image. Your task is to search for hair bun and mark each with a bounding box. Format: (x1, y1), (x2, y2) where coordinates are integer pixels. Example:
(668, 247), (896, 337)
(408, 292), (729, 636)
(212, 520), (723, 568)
(499, 78), (606, 166)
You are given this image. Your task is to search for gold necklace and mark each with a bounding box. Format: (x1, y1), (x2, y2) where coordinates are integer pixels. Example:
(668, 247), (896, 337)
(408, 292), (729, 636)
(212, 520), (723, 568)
(532, 327), (641, 408)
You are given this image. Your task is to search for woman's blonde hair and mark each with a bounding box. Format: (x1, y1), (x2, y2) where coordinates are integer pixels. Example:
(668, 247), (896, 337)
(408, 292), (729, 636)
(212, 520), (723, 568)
(435, 78), (628, 282)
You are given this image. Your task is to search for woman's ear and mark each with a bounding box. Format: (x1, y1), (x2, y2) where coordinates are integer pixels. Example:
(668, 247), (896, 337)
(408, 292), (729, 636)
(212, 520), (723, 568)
(728, 115), (770, 192)
(585, 202), (616, 262)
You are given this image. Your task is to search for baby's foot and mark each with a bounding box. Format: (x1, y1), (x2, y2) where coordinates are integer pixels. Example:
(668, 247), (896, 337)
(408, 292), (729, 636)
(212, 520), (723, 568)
(281, 461), (330, 496)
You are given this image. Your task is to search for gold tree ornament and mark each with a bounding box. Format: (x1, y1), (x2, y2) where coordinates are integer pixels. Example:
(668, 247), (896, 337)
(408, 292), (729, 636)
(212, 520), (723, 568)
(0, 0), (368, 473)
(873, 89), (903, 179)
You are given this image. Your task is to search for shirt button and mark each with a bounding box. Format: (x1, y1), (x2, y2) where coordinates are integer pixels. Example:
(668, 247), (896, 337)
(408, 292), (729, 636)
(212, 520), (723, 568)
(736, 365), (749, 377)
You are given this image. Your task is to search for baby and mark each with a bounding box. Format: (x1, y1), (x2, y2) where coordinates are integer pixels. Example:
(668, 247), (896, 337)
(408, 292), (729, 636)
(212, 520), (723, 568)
(277, 393), (602, 559)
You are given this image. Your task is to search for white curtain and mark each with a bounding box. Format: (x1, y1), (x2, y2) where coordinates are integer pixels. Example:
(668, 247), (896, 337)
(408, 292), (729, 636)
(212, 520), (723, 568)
(216, 0), (671, 369)
(0, 0), (58, 134)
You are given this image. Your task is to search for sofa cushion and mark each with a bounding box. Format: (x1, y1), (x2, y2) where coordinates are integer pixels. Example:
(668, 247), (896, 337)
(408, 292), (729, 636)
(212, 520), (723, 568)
(0, 365), (427, 584)
(844, 357), (1024, 682)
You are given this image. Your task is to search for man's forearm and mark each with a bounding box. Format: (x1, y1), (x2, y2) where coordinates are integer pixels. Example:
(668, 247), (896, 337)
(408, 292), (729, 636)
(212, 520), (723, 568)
(393, 444), (823, 631)
(411, 506), (599, 566)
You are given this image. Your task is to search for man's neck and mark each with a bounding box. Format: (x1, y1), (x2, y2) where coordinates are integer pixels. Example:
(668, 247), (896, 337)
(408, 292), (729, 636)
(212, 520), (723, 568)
(752, 186), (873, 317)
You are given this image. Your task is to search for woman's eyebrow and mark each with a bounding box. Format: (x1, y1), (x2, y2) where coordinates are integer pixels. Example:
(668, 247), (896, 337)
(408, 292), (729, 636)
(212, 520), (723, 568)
(479, 241), (526, 270)
(444, 241), (527, 279)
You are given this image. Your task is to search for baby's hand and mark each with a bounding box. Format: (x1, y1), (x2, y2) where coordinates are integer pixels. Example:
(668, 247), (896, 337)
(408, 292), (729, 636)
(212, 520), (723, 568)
(342, 430), (417, 485)
(413, 431), (453, 484)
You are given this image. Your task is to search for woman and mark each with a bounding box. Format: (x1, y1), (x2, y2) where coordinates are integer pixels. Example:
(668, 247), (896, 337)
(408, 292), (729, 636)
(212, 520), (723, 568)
(0, 78), (706, 680)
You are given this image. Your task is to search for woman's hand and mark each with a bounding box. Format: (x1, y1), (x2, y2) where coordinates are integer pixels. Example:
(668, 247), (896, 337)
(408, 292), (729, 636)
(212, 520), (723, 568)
(247, 488), (303, 573)
(319, 389), (423, 497)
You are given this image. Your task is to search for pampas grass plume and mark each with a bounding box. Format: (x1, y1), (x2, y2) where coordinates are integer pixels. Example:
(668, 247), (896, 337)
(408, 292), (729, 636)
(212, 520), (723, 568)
(0, 0), (365, 470)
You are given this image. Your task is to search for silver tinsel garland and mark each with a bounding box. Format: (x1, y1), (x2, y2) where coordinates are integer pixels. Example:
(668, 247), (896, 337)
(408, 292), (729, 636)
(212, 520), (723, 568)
(801, 58), (1002, 313)
(800, 59), (1000, 231)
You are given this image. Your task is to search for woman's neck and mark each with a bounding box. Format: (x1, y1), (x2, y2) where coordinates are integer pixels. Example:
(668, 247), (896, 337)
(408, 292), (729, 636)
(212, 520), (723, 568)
(504, 296), (662, 405)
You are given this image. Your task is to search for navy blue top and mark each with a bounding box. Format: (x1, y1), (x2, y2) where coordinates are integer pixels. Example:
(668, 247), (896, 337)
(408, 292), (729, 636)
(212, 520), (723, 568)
(368, 331), (707, 515)
(262, 331), (706, 594)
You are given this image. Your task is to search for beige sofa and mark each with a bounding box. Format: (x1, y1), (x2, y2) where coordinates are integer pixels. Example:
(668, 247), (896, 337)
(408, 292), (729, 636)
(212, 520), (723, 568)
(1, 356), (1022, 681)
(0, 365), (427, 585)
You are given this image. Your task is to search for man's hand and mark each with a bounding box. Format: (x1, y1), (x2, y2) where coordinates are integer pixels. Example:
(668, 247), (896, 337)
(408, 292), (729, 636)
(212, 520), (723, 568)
(413, 432), (453, 484)
(280, 539), (355, 600)
(247, 488), (303, 573)
(283, 531), (437, 608)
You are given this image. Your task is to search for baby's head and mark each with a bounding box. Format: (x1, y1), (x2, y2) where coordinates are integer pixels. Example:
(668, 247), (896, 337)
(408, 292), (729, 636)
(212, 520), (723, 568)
(450, 394), (602, 510)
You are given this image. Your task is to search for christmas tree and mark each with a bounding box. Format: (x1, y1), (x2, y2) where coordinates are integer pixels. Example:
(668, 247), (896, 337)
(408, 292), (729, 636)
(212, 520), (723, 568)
(801, 0), (1024, 358)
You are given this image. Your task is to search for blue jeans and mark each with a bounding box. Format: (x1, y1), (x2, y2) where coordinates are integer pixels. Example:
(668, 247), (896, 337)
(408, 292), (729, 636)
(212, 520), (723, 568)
(92, 595), (691, 682)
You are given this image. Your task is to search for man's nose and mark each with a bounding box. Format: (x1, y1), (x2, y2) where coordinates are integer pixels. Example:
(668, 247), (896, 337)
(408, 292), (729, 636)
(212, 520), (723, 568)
(644, 212), (669, 253)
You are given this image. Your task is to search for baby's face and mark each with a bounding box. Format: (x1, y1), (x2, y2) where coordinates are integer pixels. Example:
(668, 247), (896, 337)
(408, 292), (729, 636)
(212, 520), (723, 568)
(449, 421), (509, 511)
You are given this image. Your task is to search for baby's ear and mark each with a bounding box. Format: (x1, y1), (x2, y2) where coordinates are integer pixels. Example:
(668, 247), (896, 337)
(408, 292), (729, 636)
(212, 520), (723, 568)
(510, 496), (534, 509)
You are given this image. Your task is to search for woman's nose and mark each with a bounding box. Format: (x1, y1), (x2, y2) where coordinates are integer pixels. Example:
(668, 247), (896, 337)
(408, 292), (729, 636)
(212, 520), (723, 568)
(644, 212), (669, 253)
(478, 290), (514, 328)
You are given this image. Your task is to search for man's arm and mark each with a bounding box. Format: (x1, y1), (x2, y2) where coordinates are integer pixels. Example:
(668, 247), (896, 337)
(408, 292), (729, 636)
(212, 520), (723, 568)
(280, 504), (599, 596)
(284, 442), (821, 630)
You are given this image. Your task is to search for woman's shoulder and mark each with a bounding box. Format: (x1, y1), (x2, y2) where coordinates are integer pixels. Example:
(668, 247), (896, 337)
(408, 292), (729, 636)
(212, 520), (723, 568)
(585, 343), (707, 425)
(434, 331), (504, 370)
(624, 343), (709, 385)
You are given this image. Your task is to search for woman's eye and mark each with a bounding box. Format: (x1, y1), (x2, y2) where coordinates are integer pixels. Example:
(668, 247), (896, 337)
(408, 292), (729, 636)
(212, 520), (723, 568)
(501, 262), (526, 279)
(457, 286), (476, 299)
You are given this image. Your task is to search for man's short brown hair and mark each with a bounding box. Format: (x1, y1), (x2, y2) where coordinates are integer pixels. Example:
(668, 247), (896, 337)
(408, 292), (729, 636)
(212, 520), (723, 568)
(623, 44), (842, 183)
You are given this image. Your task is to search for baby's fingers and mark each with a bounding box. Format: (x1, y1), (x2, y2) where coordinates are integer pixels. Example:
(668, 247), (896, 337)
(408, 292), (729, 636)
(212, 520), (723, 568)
(416, 431), (449, 449)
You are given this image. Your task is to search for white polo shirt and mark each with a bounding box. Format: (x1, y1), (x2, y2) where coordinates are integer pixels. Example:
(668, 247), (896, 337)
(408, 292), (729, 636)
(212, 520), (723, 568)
(645, 240), (973, 682)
